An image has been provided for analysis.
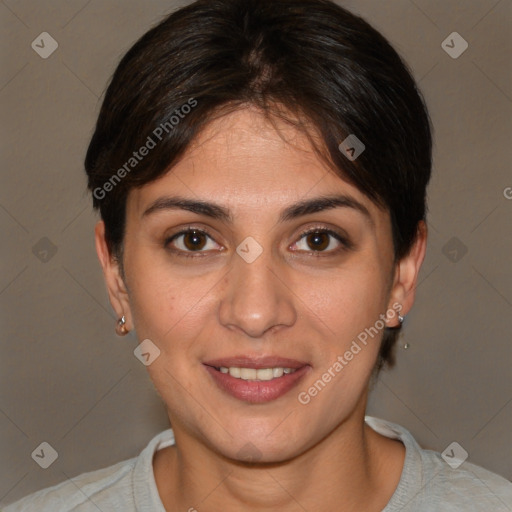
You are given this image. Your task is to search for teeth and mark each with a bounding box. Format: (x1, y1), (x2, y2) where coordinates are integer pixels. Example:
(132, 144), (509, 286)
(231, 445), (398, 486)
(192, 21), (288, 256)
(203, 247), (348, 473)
(254, 368), (273, 380)
(229, 367), (241, 378)
(219, 367), (297, 381)
(272, 367), (284, 378)
(240, 368), (257, 380)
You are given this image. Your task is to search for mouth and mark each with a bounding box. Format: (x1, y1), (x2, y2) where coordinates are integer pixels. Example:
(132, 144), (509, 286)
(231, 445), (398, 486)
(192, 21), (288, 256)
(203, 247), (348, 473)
(203, 356), (311, 403)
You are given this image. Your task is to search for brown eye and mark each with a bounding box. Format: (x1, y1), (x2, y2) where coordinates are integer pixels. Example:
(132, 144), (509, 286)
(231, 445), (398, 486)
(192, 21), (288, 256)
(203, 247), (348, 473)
(292, 227), (351, 254)
(182, 230), (207, 251)
(166, 228), (221, 256)
(305, 232), (330, 251)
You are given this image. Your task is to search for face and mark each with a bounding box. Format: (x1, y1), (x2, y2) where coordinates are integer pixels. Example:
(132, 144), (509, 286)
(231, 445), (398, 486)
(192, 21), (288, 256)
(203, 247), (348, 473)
(97, 107), (425, 462)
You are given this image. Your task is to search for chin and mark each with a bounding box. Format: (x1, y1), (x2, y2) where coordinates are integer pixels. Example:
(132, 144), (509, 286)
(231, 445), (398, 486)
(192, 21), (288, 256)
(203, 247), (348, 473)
(203, 416), (311, 464)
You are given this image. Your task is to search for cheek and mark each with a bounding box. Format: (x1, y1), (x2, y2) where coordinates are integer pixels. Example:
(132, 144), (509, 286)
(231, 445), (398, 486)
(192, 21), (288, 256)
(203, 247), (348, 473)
(125, 250), (219, 346)
(126, 263), (216, 404)
(294, 279), (387, 429)
(294, 261), (390, 347)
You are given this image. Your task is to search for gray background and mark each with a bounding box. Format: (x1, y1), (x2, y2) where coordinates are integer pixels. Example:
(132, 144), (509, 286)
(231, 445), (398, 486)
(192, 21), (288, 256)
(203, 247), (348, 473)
(1, 0), (511, 505)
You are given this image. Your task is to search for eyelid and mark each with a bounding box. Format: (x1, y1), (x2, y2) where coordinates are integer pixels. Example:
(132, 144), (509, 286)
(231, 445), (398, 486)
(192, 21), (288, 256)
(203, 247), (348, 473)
(291, 225), (354, 253)
(164, 226), (223, 257)
(165, 225), (215, 242)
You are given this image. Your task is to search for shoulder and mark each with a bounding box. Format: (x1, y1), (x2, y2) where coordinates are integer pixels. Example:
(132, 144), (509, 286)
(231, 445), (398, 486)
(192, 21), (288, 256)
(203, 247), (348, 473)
(2, 428), (175, 512)
(365, 416), (512, 511)
(418, 448), (512, 510)
(2, 458), (137, 511)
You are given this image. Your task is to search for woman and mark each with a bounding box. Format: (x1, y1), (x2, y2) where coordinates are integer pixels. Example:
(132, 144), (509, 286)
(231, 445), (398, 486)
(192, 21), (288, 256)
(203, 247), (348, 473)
(5, 0), (511, 510)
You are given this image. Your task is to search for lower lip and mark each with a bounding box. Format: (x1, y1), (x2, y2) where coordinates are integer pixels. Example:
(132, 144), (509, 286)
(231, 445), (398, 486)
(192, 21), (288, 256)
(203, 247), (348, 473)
(204, 365), (310, 403)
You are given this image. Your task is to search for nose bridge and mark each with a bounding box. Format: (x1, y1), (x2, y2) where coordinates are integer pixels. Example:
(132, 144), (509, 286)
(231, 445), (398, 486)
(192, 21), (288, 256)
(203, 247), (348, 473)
(218, 239), (296, 337)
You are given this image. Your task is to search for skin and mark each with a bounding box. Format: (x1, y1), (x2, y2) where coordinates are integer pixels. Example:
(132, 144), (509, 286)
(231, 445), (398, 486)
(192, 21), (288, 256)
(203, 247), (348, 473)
(95, 106), (427, 511)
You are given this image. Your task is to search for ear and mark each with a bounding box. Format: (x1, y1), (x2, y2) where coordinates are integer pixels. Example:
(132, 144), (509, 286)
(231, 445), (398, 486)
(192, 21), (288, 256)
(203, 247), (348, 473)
(94, 220), (133, 332)
(386, 221), (428, 326)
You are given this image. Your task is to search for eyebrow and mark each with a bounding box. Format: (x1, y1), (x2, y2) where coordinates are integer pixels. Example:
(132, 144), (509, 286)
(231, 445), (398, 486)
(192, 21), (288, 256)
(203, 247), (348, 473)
(142, 194), (373, 225)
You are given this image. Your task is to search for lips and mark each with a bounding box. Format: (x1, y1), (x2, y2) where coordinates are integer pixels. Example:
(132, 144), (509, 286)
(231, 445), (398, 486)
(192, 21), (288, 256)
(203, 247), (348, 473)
(203, 356), (308, 370)
(203, 355), (311, 403)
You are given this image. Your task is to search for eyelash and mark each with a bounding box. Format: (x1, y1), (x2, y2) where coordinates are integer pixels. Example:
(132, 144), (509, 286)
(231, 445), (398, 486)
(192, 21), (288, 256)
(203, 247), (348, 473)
(293, 227), (352, 255)
(164, 226), (352, 259)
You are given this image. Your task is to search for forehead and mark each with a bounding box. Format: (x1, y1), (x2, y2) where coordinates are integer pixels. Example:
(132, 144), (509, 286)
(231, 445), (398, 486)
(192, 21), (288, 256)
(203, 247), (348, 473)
(127, 107), (384, 223)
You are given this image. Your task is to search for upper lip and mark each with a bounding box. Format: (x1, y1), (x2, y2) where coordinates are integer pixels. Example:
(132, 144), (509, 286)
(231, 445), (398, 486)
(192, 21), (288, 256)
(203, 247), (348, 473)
(203, 356), (309, 369)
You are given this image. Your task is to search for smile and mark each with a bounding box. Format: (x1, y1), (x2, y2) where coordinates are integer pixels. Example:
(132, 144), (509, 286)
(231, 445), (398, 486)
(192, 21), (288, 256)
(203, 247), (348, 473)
(217, 366), (297, 380)
(203, 356), (310, 403)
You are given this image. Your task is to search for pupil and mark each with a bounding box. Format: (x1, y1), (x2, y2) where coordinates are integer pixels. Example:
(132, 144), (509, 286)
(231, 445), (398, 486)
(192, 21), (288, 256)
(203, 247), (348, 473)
(184, 231), (205, 251)
(307, 232), (328, 251)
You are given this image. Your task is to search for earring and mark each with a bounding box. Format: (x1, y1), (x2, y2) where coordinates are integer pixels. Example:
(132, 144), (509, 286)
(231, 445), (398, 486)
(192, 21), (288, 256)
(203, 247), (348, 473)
(116, 315), (129, 336)
(398, 312), (404, 325)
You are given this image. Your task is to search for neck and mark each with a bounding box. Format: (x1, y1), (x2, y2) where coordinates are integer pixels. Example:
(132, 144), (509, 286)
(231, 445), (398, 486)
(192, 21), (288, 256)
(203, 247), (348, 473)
(154, 402), (404, 511)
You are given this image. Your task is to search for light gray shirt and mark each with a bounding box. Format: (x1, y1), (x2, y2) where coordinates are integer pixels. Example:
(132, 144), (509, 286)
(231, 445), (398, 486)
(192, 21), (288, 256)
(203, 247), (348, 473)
(3, 416), (511, 511)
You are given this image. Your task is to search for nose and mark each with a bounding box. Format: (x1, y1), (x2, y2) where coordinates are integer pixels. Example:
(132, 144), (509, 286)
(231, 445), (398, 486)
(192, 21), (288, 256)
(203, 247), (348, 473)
(218, 244), (297, 338)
